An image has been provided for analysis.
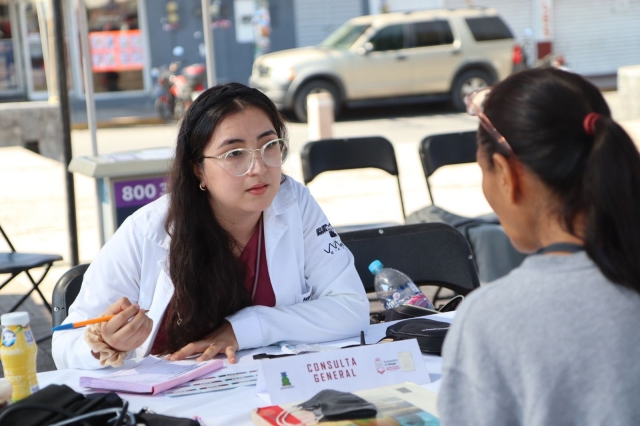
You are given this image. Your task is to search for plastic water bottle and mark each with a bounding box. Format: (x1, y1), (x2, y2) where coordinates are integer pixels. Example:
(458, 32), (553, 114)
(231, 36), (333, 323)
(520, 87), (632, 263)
(0, 312), (39, 402)
(369, 260), (434, 310)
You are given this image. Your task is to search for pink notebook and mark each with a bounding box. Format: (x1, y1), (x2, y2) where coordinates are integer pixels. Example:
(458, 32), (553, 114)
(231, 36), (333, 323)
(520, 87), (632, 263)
(79, 356), (224, 395)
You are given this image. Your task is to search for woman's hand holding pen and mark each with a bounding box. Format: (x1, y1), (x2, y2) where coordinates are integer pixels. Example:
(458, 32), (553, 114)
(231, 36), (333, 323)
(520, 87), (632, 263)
(168, 320), (239, 364)
(101, 297), (153, 352)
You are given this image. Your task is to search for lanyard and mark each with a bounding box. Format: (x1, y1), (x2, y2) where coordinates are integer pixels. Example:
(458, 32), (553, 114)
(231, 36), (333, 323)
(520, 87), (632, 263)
(251, 216), (263, 302)
(534, 242), (584, 255)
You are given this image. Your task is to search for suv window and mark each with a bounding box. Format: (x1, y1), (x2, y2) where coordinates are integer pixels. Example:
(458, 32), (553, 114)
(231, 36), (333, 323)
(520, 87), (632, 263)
(465, 17), (513, 41)
(321, 23), (371, 50)
(411, 20), (454, 47)
(369, 24), (404, 51)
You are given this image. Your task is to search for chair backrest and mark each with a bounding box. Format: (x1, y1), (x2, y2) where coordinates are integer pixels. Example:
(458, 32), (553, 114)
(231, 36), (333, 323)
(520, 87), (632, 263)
(0, 224), (17, 252)
(52, 263), (90, 327)
(419, 131), (478, 205)
(300, 136), (406, 218)
(340, 222), (480, 295)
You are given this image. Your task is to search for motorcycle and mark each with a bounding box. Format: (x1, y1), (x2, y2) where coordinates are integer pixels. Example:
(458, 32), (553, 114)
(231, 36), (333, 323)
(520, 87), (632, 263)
(152, 61), (206, 121)
(534, 53), (569, 71)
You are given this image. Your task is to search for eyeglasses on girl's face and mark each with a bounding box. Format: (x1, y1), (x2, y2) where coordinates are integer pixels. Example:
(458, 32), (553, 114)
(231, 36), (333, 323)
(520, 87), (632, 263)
(203, 138), (289, 177)
(464, 87), (513, 154)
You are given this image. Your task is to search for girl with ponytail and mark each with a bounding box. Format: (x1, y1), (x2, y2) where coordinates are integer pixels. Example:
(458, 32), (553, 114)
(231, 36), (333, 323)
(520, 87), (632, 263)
(438, 68), (640, 425)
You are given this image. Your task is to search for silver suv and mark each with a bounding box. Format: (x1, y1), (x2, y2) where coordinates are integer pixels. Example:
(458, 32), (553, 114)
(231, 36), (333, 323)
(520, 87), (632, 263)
(250, 8), (516, 121)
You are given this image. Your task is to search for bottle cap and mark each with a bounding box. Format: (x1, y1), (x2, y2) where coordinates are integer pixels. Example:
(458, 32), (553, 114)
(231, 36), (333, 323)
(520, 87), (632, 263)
(368, 260), (384, 275)
(1, 312), (30, 327)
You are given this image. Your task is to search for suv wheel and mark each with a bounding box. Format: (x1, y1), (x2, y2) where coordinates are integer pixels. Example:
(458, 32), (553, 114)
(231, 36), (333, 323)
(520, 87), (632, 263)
(451, 70), (492, 112)
(293, 80), (341, 123)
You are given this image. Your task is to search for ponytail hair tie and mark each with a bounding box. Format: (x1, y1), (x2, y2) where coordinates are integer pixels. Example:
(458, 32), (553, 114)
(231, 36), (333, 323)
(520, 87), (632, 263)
(583, 112), (601, 136)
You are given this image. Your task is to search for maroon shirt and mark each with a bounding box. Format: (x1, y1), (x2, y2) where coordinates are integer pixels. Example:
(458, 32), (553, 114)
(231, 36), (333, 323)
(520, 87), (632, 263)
(150, 221), (275, 354)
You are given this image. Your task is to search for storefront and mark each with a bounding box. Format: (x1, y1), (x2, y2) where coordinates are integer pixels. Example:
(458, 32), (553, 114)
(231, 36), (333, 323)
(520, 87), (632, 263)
(0, 0), (45, 99)
(0, 0), (338, 103)
(0, 0), (151, 101)
(0, 0), (297, 103)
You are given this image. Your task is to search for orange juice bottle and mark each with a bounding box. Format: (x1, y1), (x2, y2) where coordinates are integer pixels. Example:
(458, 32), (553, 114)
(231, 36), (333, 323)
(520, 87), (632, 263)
(0, 312), (39, 402)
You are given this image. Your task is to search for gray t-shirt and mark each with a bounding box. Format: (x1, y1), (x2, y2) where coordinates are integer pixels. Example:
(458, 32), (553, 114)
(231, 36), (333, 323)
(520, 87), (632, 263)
(438, 252), (640, 426)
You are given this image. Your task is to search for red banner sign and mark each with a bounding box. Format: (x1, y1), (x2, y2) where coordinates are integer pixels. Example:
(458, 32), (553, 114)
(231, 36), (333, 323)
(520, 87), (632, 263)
(89, 29), (144, 72)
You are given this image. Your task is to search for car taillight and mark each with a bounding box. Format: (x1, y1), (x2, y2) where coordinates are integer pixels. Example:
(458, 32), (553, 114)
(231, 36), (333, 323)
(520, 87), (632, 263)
(513, 45), (523, 65)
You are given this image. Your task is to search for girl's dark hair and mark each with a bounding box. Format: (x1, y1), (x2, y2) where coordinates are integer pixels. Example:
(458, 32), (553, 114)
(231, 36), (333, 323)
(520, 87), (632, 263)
(159, 82), (288, 354)
(479, 68), (640, 293)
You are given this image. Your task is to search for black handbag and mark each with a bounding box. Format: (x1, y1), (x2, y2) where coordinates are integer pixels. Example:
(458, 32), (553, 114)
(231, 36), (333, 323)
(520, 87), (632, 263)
(385, 318), (451, 355)
(0, 384), (199, 426)
(370, 295), (463, 324)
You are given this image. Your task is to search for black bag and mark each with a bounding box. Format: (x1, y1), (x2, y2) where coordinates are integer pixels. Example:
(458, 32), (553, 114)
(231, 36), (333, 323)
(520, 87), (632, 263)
(385, 318), (451, 355)
(0, 384), (199, 426)
(407, 205), (527, 283)
(370, 295), (463, 324)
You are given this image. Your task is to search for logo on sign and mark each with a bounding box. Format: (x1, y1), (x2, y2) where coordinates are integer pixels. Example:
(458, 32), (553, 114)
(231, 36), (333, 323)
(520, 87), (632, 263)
(2, 330), (16, 347)
(375, 357), (385, 375)
(280, 372), (292, 388)
(114, 177), (168, 209)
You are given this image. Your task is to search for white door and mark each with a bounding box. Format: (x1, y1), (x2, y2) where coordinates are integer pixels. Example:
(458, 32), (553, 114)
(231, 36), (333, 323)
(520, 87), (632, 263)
(0, 0), (25, 97)
(19, 0), (48, 100)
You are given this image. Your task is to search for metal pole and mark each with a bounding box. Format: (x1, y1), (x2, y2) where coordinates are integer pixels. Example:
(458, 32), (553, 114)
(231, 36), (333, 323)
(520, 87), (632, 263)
(52, 0), (79, 266)
(77, 0), (105, 247)
(201, 0), (217, 87)
(35, 1), (54, 99)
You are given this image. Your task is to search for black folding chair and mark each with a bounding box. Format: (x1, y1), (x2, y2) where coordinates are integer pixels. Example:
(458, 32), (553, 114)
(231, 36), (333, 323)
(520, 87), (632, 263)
(300, 136), (406, 227)
(51, 263), (89, 327)
(340, 223), (480, 304)
(413, 131), (527, 285)
(0, 223), (63, 313)
(419, 131), (478, 205)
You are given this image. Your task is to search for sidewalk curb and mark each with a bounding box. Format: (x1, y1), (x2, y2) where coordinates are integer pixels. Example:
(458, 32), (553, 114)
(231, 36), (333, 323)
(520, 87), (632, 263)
(71, 116), (165, 130)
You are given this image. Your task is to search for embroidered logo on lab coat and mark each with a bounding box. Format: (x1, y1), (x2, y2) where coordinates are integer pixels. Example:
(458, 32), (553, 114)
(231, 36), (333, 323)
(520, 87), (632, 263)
(316, 223), (337, 238)
(324, 241), (345, 254)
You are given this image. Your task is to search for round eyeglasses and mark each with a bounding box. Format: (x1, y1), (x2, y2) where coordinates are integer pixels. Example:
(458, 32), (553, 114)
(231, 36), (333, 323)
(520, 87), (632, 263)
(464, 87), (513, 154)
(203, 138), (289, 177)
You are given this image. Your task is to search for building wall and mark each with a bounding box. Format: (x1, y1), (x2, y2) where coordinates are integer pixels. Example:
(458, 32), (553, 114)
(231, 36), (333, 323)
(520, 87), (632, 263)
(553, 0), (640, 76)
(146, 0), (296, 86)
(293, 0), (363, 47)
(368, 0), (442, 14)
(145, 2), (209, 74)
(444, 0), (640, 76)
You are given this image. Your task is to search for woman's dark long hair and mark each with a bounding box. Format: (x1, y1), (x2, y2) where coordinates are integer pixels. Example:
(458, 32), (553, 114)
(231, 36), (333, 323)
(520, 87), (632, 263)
(479, 68), (640, 293)
(159, 83), (288, 354)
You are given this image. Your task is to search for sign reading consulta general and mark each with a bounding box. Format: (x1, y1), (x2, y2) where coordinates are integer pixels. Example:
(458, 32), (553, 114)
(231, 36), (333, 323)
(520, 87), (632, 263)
(256, 339), (430, 405)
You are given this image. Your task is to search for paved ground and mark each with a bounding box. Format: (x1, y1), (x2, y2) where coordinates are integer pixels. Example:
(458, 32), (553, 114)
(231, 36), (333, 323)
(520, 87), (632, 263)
(1, 91), (638, 374)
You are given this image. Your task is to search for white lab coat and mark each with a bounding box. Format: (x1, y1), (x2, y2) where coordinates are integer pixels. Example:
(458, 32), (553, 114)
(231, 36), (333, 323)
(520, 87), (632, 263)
(52, 177), (369, 370)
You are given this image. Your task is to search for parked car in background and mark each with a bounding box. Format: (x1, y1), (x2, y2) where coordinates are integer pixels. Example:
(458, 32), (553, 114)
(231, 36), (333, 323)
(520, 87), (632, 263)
(250, 8), (518, 121)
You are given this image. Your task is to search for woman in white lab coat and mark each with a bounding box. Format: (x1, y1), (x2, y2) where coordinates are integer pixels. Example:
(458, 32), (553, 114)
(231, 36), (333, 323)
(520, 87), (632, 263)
(52, 83), (369, 370)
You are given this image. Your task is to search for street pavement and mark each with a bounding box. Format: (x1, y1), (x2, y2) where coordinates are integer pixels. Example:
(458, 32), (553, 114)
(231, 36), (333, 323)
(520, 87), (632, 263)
(1, 91), (638, 373)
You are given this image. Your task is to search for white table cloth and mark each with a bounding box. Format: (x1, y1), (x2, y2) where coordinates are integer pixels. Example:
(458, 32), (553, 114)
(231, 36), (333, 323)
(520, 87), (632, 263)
(38, 312), (454, 425)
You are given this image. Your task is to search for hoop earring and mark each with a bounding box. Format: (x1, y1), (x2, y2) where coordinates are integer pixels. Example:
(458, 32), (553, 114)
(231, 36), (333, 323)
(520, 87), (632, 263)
(199, 183), (206, 191)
